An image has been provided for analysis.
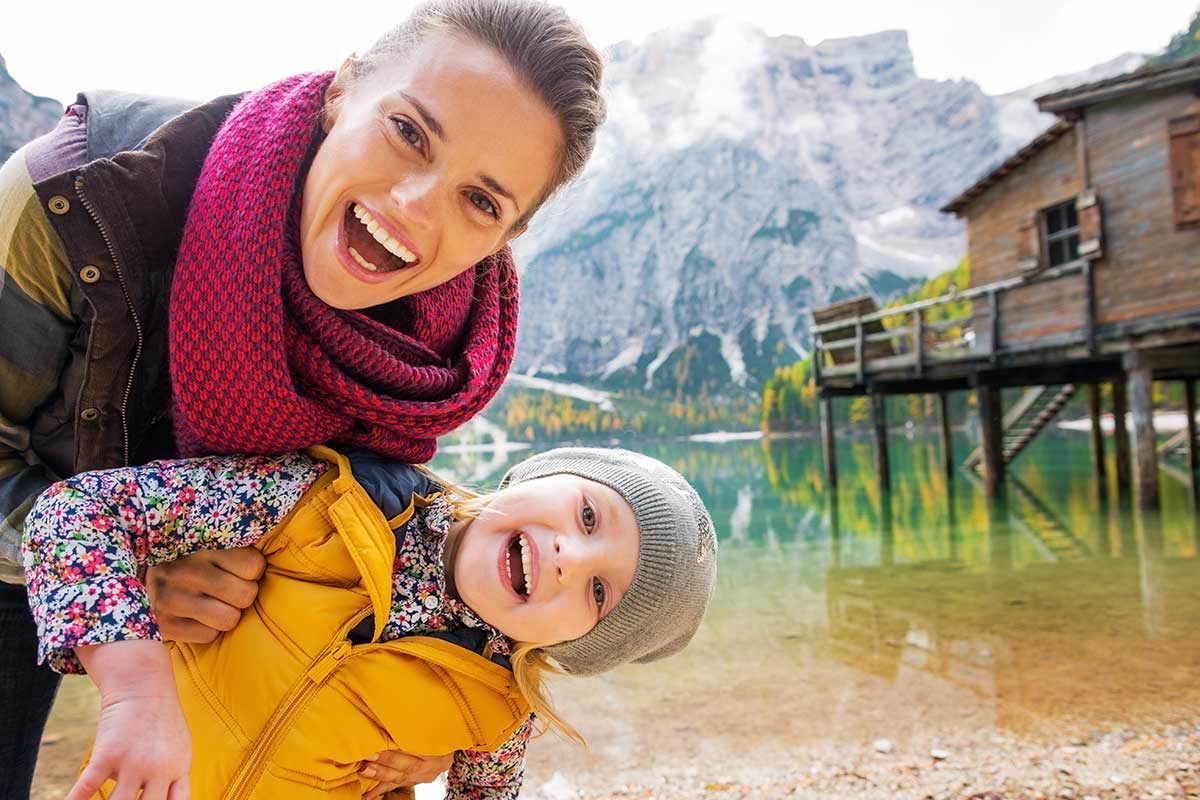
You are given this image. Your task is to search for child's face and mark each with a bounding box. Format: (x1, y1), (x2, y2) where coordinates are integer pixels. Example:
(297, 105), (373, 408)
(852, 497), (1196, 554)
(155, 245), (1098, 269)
(445, 474), (640, 647)
(299, 29), (562, 310)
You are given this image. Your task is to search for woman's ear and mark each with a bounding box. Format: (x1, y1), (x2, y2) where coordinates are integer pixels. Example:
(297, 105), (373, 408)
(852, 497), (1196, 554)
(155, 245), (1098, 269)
(322, 55), (358, 133)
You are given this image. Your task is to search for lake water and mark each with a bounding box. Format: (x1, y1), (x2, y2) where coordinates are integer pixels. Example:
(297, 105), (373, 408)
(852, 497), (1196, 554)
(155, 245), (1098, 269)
(430, 428), (1200, 797)
(34, 428), (1200, 798)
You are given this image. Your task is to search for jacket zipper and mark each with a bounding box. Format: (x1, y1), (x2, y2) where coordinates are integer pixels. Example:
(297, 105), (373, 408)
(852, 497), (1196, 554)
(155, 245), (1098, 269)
(222, 609), (369, 800)
(74, 176), (143, 467)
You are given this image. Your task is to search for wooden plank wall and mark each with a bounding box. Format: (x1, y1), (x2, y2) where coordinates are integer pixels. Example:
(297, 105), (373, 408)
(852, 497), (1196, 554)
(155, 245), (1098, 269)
(1087, 90), (1200, 327)
(963, 131), (1086, 343)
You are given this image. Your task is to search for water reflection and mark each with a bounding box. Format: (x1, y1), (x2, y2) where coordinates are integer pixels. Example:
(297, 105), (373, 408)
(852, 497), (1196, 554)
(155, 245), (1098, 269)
(434, 429), (1200, 743)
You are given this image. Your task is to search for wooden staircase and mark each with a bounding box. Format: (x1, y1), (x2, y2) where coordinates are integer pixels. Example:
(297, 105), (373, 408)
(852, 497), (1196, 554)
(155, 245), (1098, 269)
(964, 384), (1077, 471)
(1009, 477), (1091, 563)
(1157, 426), (1199, 462)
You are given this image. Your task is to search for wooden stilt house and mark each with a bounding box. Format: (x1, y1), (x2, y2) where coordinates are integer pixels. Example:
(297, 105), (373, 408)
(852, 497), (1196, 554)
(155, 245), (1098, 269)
(811, 56), (1200, 508)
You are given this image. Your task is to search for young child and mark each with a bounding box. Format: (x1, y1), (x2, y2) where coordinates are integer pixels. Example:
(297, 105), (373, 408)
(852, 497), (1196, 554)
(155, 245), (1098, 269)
(23, 445), (717, 800)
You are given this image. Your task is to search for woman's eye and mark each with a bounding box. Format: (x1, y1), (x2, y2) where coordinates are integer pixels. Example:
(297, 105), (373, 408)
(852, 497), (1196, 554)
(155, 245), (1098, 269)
(592, 578), (606, 609)
(581, 502), (596, 533)
(469, 191), (499, 219)
(393, 117), (424, 150)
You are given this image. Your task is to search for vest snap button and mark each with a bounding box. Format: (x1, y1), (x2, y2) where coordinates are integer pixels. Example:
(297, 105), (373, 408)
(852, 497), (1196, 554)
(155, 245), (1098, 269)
(48, 195), (71, 215)
(80, 265), (101, 284)
(80, 407), (100, 422)
(424, 595), (439, 609)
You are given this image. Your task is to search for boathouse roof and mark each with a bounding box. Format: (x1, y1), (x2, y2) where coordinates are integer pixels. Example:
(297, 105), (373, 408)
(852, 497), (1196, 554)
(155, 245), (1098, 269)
(941, 54), (1200, 216)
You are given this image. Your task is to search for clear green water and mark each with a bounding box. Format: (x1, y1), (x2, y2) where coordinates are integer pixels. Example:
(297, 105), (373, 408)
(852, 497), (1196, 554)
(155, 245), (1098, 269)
(433, 429), (1200, 746)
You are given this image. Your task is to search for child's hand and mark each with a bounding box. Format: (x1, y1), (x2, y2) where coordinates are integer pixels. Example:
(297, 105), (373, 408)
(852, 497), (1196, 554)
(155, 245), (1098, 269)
(69, 640), (193, 800)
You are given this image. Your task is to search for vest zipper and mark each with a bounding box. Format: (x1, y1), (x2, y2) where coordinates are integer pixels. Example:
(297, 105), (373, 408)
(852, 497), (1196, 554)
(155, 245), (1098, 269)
(222, 610), (368, 800)
(74, 176), (143, 467)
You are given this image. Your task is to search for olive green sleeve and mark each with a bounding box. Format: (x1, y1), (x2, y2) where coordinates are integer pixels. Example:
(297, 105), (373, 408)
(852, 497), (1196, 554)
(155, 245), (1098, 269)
(0, 144), (76, 582)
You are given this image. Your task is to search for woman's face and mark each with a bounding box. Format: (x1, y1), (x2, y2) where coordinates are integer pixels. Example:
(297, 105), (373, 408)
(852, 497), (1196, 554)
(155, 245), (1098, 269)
(300, 31), (562, 310)
(444, 474), (640, 647)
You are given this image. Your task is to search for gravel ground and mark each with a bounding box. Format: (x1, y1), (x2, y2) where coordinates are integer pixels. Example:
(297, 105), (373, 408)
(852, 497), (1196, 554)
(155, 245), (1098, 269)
(517, 724), (1200, 800)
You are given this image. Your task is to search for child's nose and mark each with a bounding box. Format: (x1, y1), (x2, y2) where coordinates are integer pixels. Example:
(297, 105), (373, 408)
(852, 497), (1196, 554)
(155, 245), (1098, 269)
(552, 534), (590, 584)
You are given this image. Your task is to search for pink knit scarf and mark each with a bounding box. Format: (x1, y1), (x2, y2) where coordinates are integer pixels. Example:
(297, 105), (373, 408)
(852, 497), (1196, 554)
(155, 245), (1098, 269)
(169, 72), (518, 462)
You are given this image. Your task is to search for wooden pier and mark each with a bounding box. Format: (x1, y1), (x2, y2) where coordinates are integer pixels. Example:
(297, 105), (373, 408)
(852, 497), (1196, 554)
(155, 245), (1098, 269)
(811, 57), (1200, 510)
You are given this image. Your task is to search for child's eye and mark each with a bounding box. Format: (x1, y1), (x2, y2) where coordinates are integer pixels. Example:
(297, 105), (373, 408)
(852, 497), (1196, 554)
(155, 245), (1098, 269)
(468, 190), (499, 219)
(592, 578), (606, 609)
(581, 502), (596, 533)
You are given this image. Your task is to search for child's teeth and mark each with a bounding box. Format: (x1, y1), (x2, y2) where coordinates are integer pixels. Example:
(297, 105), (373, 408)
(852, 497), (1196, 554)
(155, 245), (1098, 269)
(519, 534), (532, 594)
(351, 203), (417, 264)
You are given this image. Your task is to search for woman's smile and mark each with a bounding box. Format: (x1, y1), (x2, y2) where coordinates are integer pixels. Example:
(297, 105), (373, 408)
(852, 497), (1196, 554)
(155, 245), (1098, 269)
(335, 201), (422, 285)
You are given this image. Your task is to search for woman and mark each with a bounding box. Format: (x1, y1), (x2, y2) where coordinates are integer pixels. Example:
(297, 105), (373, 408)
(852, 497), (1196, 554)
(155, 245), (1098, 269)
(0, 1), (606, 796)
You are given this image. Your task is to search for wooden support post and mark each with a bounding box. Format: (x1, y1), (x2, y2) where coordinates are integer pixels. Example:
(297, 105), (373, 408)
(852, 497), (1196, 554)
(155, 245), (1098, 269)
(820, 396), (838, 490)
(880, 493), (895, 566)
(937, 391), (954, 484)
(1112, 375), (1132, 502)
(871, 393), (891, 494)
(1186, 380), (1199, 509)
(1126, 353), (1160, 511)
(1087, 382), (1108, 493)
(976, 383), (1005, 497)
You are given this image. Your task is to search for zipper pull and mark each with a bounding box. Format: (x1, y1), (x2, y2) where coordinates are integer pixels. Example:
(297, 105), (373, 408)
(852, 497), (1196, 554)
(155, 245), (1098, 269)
(306, 640), (351, 685)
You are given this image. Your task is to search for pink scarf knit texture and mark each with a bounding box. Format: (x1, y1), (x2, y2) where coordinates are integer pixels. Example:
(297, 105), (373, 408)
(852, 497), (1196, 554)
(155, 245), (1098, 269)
(169, 72), (518, 462)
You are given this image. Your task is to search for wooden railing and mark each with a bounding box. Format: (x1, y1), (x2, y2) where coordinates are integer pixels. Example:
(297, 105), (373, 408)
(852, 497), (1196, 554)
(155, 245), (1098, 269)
(811, 260), (1091, 385)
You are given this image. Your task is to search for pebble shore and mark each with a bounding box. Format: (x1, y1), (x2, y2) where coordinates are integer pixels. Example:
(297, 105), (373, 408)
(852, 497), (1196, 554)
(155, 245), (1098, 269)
(523, 724), (1200, 800)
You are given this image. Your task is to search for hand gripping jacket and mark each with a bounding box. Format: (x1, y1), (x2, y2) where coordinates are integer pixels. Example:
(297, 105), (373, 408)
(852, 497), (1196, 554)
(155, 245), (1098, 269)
(88, 447), (530, 800)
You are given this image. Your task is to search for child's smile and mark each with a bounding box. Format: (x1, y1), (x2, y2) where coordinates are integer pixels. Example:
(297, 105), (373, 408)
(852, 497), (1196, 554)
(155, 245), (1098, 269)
(501, 531), (538, 600)
(445, 474), (641, 647)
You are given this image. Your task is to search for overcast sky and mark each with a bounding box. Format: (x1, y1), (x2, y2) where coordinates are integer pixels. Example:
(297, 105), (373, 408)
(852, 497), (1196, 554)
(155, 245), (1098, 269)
(3, 0), (1197, 104)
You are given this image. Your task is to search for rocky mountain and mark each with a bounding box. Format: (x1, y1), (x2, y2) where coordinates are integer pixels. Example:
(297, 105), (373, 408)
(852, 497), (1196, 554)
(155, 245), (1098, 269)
(511, 20), (1143, 395)
(0, 55), (61, 164)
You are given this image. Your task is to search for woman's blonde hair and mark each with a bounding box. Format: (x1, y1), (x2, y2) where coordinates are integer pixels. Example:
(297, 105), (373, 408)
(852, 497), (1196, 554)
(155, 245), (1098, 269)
(425, 467), (585, 743)
(351, 0), (606, 230)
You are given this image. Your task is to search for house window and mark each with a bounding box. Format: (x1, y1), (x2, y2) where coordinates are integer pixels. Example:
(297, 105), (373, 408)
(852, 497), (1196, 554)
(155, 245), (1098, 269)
(1169, 114), (1200, 229)
(1043, 200), (1079, 266)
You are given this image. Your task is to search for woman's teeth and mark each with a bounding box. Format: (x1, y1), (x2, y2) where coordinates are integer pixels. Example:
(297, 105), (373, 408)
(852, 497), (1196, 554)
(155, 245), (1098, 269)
(351, 203), (418, 266)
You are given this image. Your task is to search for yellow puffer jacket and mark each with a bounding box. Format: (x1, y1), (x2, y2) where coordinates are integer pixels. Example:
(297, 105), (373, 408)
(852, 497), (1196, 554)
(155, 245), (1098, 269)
(93, 446), (531, 800)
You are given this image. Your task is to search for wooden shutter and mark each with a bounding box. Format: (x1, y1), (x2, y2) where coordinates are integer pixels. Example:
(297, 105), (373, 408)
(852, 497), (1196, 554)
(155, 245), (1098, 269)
(1017, 212), (1041, 271)
(1076, 189), (1103, 260)
(1169, 114), (1200, 229)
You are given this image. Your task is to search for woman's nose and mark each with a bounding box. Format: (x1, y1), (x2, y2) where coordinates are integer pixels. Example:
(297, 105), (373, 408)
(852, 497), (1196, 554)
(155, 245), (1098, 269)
(389, 172), (439, 229)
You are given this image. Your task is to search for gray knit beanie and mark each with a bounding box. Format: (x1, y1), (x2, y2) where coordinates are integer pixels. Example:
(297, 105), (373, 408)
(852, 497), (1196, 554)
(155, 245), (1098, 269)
(499, 447), (718, 676)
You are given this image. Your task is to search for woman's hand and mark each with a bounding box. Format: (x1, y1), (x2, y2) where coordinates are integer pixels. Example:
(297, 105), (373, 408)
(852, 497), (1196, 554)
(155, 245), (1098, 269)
(70, 640), (192, 800)
(147, 547), (266, 642)
(360, 749), (454, 799)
